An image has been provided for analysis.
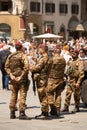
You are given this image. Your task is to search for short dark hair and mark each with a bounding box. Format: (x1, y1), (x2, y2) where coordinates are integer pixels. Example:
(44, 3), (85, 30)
(15, 44), (22, 51)
(79, 49), (86, 54)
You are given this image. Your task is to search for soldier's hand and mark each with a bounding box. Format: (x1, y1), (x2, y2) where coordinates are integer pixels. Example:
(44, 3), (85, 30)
(15, 76), (22, 81)
(76, 83), (80, 89)
(10, 73), (15, 80)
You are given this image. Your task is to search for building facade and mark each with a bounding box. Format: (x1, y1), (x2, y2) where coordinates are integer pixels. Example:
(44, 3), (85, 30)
(25, 0), (82, 40)
(80, 0), (87, 37)
(1, 0), (87, 40)
(0, 0), (26, 40)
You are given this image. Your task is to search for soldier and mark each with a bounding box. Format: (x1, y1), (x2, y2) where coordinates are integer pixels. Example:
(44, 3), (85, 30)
(62, 50), (84, 113)
(46, 46), (66, 117)
(29, 43), (49, 119)
(5, 42), (30, 120)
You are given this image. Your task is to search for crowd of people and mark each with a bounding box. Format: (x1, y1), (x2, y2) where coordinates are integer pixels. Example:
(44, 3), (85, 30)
(0, 36), (87, 120)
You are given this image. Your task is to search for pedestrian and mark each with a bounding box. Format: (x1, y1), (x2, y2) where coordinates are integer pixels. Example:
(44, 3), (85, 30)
(29, 43), (49, 119)
(78, 48), (87, 82)
(62, 50), (84, 113)
(5, 41), (30, 120)
(0, 45), (11, 90)
(46, 46), (66, 117)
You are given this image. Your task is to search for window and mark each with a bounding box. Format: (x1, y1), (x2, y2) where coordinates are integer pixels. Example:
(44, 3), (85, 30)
(59, 3), (68, 14)
(45, 3), (55, 13)
(0, 23), (11, 39)
(71, 4), (79, 14)
(0, 1), (12, 12)
(44, 22), (54, 33)
(33, 24), (39, 35)
(30, 2), (40, 12)
(19, 17), (25, 30)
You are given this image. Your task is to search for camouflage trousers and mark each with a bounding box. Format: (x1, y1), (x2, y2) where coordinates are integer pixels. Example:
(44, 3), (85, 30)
(36, 79), (49, 113)
(9, 82), (28, 111)
(47, 78), (64, 110)
(64, 79), (80, 107)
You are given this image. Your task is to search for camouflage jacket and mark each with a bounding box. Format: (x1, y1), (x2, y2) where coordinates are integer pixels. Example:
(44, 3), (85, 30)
(5, 51), (29, 80)
(30, 53), (49, 80)
(66, 58), (84, 84)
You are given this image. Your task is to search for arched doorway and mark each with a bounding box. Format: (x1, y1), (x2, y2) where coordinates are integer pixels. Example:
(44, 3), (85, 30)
(0, 23), (11, 40)
(68, 16), (79, 39)
(59, 25), (66, 39)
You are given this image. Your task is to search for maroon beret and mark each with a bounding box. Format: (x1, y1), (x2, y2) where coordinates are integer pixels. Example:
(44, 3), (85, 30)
(15, 42), (23, 46)
(74, 50), (79, 54)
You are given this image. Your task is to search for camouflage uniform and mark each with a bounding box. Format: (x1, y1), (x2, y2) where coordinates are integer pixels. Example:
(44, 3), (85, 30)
(30, 53), (49, 114)
(47, 55), (66, 115)
(63, 58), (84, 111)
(5, 51), (29, 112)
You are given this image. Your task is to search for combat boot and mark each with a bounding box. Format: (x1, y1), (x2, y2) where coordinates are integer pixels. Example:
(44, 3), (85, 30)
(19, 111), (31, 120)
(50, 106), (60, 117)
(61, 105), (69, 112)
(56, 109), (60, 117)
(10, 111), (16, 119)
(50, 106), (57, 116)
(35, 111), (49, 119)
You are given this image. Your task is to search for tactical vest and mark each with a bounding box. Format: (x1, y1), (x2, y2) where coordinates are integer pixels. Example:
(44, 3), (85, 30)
(67, 59), (81, 79)
(49, 56), (66, 79)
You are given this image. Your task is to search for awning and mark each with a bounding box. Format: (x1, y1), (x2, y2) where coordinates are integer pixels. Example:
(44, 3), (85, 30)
(33, 33), (63, 39)
(75, 24), (84, 31)
(68, 21), (85, 31)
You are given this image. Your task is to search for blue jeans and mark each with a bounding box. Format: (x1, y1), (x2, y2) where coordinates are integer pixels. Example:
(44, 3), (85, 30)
(1, 69), (9, 90)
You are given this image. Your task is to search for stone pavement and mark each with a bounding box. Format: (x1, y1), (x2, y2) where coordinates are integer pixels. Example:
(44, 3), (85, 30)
(0, 72), (87, 130)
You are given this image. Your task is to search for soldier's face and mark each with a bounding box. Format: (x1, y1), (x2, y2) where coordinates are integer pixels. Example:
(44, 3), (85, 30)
(38, 48), (44, 55)
(22, 47), (25, 52)
(72, 52), (78, 59)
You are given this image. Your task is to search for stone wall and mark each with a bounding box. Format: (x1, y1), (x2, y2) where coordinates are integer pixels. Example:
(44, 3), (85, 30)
(0, 14), (25, 40)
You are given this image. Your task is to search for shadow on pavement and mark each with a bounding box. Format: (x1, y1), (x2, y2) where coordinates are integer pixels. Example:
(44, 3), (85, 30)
(79, 103), (87, 108)
(61, 111), (76, 116)
(0, 102), (7, 104)
(71, 103), (87, 108)
(26, 106), (40, 109)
